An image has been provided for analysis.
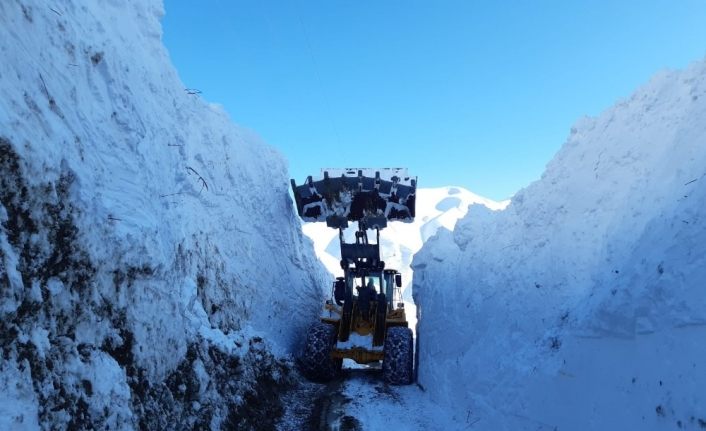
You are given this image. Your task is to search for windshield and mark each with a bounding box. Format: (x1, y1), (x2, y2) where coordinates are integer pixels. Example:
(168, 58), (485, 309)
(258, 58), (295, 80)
(356, 274), (381, 295)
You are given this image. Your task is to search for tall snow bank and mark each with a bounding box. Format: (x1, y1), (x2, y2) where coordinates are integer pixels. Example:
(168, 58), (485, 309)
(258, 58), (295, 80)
(0, 1), (327, 429)
(414, 61), (706, 430)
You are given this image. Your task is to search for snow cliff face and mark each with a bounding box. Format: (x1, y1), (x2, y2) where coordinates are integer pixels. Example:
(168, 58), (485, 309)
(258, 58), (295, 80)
(414, 62), (706, 430)
(0, 1), (327, 429)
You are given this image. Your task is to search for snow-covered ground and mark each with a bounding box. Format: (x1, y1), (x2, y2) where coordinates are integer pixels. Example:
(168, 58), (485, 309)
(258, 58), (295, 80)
(277, 365), (470, 431)
(0, 1), (328, 429)
(414, 60), (706, 430)
(325, 368), (466, 431)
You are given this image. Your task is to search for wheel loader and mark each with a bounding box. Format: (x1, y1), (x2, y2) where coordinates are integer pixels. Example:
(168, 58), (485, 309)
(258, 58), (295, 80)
(290, 168), (417, 385)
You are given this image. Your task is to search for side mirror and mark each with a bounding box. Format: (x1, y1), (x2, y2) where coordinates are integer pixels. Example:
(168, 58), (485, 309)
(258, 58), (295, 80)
(395, 274), (402, 287)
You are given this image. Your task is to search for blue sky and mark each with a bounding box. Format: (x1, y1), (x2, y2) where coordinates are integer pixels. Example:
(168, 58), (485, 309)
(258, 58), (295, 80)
(163, 1), (706, 200)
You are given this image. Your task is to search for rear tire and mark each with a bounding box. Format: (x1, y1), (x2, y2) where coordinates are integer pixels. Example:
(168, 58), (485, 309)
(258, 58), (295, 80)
(382, 326), (413, 385)
(299, 322), (342, 382)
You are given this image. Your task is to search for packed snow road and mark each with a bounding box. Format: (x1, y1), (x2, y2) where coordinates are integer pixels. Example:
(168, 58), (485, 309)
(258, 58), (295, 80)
(277, 363), (467, 431)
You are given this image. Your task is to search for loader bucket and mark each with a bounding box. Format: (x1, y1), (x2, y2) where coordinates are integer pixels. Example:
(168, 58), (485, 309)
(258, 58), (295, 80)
(291, 168), (416, 228)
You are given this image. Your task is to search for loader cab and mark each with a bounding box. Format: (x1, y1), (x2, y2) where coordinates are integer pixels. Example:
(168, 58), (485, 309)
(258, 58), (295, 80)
(339, 267), (403, 311)
(383, 270), (403, 308)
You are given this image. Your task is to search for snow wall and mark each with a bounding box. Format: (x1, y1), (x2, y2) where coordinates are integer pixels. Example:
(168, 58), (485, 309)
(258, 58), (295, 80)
(0, 1), (328, 429)
(414, 61), (706, 430)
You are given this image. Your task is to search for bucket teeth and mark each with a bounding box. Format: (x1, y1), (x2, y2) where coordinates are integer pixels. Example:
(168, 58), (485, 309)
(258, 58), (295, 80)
(291, 169), (416, 226)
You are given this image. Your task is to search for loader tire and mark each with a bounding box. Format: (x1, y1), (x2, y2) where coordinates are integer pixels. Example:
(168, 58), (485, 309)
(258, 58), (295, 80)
(299, 322), (342, 382)
(383, 326), (413, 385)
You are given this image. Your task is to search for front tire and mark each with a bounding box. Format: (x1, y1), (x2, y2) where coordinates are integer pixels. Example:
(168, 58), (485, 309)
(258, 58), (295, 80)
(382, 326), (413, 385)
(299, 322), (342, 382)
